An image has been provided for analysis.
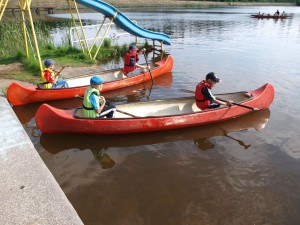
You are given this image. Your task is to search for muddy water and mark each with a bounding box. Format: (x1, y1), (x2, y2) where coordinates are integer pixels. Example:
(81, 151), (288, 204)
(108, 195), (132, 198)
(14, 6), (300, 225)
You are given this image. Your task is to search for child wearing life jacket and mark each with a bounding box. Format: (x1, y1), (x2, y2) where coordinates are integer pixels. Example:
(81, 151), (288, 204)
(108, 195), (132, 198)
(122, 45), (150, 76)
(82, 76), (116, 119)
(195, 72), (233, 110)
(42, 59), (69, 89)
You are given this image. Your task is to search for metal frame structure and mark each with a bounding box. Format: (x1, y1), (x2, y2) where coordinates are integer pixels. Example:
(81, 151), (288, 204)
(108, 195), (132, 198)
(66, 0), (122, 60)
(1, 0), (43, 75)
(0, 0), (165, 76)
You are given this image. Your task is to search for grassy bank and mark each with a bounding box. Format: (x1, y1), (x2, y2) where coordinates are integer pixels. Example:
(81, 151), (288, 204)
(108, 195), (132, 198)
(0, 19), (151, 83)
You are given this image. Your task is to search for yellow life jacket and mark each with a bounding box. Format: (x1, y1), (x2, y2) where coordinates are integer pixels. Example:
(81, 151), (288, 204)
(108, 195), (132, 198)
(82, 87), (100, 118)
(42, 68), (54, 89)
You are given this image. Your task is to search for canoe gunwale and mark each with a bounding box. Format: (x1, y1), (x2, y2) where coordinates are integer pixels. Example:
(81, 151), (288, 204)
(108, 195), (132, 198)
(72, 91), (254, 120)
(36, 63), (160, 90)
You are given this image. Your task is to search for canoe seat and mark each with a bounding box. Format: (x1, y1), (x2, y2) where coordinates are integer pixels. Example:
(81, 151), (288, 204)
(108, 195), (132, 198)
(178, 102), (202, 113)
(74, 107), (112, 119)
(74, 107), (84, 118)
(36, 83), (47, 89)
(146, 105), (181, 116)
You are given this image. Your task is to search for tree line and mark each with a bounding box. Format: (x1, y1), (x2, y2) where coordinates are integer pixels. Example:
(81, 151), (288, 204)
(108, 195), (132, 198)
(190, 0), (299, 4)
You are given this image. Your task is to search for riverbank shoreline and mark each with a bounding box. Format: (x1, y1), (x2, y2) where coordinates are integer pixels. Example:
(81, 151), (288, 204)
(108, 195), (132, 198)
(104, 0), (295, 8)
(6, 0), (295, 9)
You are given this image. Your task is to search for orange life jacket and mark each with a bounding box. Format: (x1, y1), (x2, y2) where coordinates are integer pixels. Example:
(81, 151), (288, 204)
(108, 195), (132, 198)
(123, 52), (139, 75)
(195, 80), (212, 110)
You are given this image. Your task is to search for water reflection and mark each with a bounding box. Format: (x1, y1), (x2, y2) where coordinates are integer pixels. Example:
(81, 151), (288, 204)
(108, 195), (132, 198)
(40, 109), (270, 168)
(92, 149), (116, 169)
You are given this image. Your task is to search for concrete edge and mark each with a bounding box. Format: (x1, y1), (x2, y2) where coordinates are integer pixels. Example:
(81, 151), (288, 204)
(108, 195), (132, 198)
(0, 93), (83, 225)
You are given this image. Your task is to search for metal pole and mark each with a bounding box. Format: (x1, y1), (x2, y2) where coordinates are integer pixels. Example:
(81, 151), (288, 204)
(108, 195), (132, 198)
(66, 0), (85, 53)
(25, 0), (43, 76)
(0, 0), (9, 20)
(20, 0), (29, 58)
(93, 11), (118, 60)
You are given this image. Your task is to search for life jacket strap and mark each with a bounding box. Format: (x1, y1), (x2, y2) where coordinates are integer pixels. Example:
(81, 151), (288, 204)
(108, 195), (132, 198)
(83, 104), (94, 110)
(195, 98), (207, 102)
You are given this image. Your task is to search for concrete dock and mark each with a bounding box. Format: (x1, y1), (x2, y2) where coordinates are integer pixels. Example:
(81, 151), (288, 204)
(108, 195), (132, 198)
(0, 93), (83, 224)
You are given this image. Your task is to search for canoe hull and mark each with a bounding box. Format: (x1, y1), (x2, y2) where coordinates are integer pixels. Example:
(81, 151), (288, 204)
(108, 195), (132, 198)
(7, 55), (174, 106)
(36, 84), (275, 134)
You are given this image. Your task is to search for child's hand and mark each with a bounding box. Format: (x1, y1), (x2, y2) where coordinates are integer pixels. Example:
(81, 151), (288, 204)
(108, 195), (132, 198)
(100, 96), (106, 104)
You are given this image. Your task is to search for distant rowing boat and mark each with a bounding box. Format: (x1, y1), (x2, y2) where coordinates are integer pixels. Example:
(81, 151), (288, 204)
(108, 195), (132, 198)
(251, 14), (290, 19)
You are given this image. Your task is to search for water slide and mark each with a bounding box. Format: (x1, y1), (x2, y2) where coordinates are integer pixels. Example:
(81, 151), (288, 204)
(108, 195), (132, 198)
(75, 0), (171, 45)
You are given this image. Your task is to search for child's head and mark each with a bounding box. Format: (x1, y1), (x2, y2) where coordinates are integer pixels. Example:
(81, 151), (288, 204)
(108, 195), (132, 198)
(206, 72), (221, 86)
(44, 59), (54, 69)
(90, 76), (104, 90)
(129, 44), (138, 53)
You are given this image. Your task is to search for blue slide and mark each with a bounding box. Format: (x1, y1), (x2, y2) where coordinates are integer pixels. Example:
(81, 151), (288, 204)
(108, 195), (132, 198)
(75, 0), (171, 45)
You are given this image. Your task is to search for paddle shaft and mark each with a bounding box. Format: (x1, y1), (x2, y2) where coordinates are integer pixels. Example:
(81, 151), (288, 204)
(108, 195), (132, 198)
(115, 109), (138, 118)
(55, 65), (68, 76)
(143, 52), (154, 84)
(216, 97), (257, 111)
(74, 95), (138, 117)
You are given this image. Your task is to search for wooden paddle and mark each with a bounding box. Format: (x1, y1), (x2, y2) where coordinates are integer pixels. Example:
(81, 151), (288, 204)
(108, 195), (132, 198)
(54, 65), (69, 77)
(178, 89), (258, 111)
(115, 109), (139, 118)
(216, 97), (258, 111)
(74, 95), (138, 118)
(143, 51), (154, 84)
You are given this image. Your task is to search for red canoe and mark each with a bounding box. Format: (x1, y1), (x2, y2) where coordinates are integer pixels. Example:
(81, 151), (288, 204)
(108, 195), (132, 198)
(36, 83), (275, 134)
(7, 55), (173, 106)
(40, 108), (270, 152)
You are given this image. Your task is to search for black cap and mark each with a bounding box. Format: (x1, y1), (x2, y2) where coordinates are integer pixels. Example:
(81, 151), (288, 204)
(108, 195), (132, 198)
(206, 72), (221, 83)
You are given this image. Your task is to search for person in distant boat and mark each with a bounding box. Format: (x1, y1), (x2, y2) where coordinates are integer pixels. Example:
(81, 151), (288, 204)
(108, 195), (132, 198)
(42, 59), (69, 89)
(275, 9), (280, 16)
(122, 44), (150, 77)
(258, 11), (261, 15)
(281, 11), (285, 16)
(195, 72), (233, 110)
(82, 76), (116, 119)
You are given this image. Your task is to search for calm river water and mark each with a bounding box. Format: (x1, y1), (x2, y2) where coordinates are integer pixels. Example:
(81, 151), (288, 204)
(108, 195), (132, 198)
(15, 6), (300, 225)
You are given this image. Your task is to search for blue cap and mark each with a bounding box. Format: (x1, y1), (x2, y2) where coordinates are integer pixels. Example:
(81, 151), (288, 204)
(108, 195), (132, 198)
(90, 76), (103, 85)
(129, 45), (138, 51)
(44, 59), (54, 68)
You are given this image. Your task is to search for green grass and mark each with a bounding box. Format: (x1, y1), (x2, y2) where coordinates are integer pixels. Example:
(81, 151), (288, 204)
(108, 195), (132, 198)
(0, 19), (151, 84)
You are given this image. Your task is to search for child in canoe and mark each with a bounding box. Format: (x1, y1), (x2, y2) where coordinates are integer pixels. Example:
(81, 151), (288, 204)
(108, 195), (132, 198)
(82, 76), (116, 118)
(195, 72), (233, 110)
(42, 59), (69, 89)
(122, 44), (150, 77)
